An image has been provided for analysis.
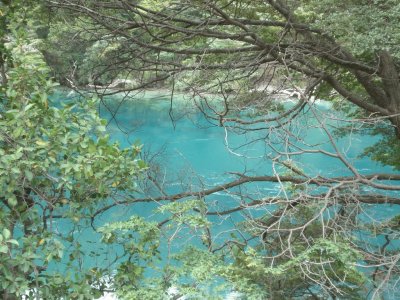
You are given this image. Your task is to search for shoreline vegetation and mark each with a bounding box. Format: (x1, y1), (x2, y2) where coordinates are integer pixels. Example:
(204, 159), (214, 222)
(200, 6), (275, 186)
(60, 78), (322, 105)
(86, 79), (304, 99)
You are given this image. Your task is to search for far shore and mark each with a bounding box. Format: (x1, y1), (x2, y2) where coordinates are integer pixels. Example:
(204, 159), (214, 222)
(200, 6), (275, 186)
(54, 83), (330, 108)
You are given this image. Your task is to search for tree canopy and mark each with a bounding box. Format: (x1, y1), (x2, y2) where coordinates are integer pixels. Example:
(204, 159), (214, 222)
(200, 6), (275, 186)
(48, 0), (400, 138)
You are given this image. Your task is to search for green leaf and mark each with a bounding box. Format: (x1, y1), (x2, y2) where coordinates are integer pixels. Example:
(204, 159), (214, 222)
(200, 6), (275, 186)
(35, 139), (49, 147)
(24, 103), (35, 112)
(3, 229), (11, 240)
(25, 170), (34, 181)
(0, 245), (8, 253)
(7, 196), (17, 207)
(6, 239), (19, 246)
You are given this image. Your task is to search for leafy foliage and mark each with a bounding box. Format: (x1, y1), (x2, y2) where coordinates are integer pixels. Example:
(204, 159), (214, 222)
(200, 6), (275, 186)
(303, 0), (400, 60)
(0, 2), (145, 298)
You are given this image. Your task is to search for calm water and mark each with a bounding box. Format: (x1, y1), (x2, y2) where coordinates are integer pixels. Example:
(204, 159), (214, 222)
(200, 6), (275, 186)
(52, 90), (399, 297)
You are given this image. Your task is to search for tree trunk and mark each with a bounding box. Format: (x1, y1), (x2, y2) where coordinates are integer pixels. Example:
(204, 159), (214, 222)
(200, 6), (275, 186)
(379, 51), (400, 137)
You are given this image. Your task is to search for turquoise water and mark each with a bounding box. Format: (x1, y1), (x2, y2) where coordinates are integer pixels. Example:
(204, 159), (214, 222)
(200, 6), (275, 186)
(52, 90), (400, 297)
(96, 92), (395, 234)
